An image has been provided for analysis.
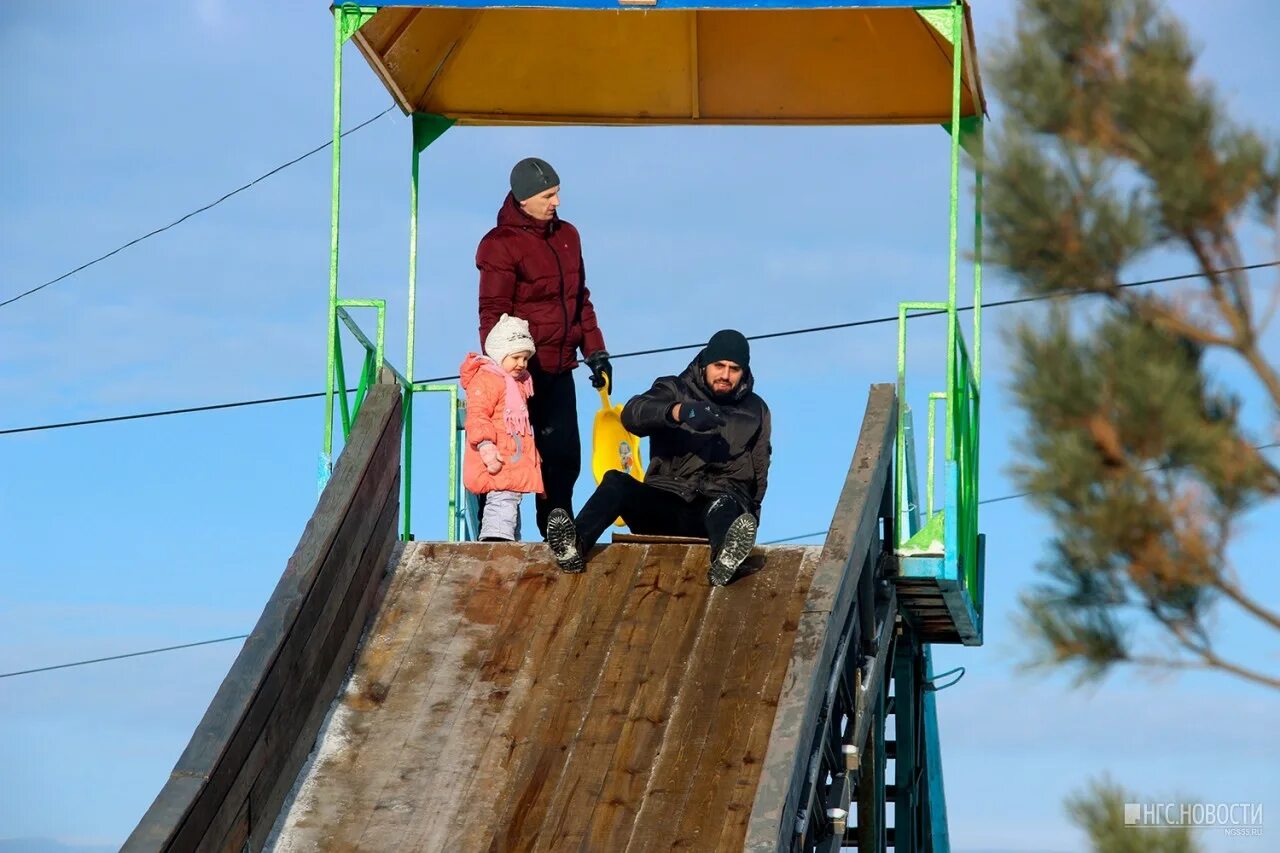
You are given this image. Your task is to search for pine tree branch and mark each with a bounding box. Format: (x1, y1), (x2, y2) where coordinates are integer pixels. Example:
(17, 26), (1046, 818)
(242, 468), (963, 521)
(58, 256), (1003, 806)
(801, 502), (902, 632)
(1218, 236), (1255, 332)
(1211, 576), (1280, 633)
(1133, 604), (1280, 689)
(1257, 270), (1280, 336)
(1259, 220), (1280, 338)
(1124, 295), (1235, 347)
(1239, 345), (1280, 413)
(1126, 653), (1280, 691)
(1185, 231), (1248, 341)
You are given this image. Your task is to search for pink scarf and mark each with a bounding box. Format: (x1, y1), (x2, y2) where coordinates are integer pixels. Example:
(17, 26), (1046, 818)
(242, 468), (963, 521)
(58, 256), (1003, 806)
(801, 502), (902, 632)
(479, 358), (533, 437)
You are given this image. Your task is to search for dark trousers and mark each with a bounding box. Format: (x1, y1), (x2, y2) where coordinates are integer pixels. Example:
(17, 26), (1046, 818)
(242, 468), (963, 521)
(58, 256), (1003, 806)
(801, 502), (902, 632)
(528, 365), (581, 536)
(575, 470), (748, 557)
(474, 365), (580, 539)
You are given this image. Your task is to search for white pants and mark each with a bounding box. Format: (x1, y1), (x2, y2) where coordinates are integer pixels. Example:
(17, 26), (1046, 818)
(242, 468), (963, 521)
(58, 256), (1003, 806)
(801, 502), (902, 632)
(480, 490), (523, 541)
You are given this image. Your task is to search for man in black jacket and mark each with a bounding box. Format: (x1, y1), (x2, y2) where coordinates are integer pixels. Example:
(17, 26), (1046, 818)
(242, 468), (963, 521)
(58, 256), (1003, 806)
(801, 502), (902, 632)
(546, 329), (771, 586)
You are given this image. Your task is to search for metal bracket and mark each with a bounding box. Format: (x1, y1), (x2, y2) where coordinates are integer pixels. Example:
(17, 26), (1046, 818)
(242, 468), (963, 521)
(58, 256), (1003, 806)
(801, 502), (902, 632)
(335, 3), (377, 44)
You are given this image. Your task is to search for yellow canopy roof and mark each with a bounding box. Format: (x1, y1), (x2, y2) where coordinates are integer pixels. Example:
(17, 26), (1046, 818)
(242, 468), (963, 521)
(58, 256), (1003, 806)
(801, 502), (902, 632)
(348, 2), (984, 126)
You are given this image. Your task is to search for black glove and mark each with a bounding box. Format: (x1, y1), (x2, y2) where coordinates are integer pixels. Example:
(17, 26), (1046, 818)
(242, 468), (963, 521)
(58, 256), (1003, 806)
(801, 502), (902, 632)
(585, 350), (613, 391)
(680, 401), (725, 432)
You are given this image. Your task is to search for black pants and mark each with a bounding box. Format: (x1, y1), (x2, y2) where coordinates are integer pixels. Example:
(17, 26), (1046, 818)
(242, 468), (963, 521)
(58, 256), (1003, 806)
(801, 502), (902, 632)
(528, 365), (581, 536)
(575, 470), (748, 557)
(474, 365), (580, 539)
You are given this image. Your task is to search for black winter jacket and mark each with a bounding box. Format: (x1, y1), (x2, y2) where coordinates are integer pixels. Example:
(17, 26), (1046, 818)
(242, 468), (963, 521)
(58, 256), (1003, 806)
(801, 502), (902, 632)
(621, 358), (772, 517)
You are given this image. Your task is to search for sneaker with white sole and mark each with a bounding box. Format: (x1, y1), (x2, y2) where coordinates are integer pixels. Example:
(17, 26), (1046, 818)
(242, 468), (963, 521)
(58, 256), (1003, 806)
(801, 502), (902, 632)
(708, 513), (757, 586)
(546, 509), (585, 573)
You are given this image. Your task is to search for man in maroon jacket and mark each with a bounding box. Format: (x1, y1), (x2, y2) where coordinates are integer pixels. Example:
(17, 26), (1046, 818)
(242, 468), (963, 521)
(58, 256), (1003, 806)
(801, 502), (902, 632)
(476, 157), (612, 538)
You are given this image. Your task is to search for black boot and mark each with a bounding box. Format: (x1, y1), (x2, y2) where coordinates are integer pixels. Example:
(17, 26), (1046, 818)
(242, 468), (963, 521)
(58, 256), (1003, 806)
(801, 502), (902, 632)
(546, 509), (586, 574)
(708, 513), (757, 586)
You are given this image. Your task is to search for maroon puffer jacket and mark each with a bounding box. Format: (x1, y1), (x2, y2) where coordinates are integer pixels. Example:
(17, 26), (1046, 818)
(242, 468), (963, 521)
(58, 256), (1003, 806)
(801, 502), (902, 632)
(476, 193), (606, 374)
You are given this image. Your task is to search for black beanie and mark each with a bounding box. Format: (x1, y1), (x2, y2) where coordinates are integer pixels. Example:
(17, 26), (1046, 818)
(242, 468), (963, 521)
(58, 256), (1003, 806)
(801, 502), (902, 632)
(510, 157), (560, 202)
(699, 329), (750, 369)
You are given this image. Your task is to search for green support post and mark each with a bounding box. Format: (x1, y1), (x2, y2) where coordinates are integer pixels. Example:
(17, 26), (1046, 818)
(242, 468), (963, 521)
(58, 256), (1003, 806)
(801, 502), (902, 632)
(321, 9), (344, 489)
(897, 304), (908, 545)
(447, 384), (459, 541)
(320, 4), (377, 492)
(946, 0), (963, 469)
(405, 114), (451, 389)
(973, 126), (984, 385)
(403, 391), (414, 540)
(927, 391), (946, 518)
(402, 113), (454, 542)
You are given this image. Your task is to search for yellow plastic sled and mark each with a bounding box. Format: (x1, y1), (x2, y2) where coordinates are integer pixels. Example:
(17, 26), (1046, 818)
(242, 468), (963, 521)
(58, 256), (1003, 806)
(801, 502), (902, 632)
(591, 378), (644, 527)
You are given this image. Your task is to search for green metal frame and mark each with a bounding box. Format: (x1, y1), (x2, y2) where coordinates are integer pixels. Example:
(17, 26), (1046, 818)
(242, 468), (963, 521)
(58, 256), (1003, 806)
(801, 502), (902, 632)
(322, 1), (985, 579)
(895, 0), (985, 623)
(321, 4), (460, 542)
(334, 299), (385, 441)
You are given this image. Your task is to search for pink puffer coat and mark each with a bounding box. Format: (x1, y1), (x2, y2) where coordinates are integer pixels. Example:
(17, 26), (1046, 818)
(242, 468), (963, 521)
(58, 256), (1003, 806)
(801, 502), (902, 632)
(460, 354), (545, 496)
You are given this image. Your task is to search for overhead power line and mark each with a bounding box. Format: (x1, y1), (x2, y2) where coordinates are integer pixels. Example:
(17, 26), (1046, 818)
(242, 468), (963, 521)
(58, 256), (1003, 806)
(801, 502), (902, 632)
(766, 439), (1280, 538)
(0, 390), (333, 436)
(599, 261), (1280, 363)
(0, 634), (250, 680)
(0, 107), (397, 310)
(4, 261), (1275, 437)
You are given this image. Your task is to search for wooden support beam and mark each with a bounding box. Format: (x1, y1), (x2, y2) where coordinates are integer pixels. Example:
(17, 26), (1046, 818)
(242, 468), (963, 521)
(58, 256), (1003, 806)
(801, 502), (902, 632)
(745, 385), (897, 852)
(125, 386), (404, 851)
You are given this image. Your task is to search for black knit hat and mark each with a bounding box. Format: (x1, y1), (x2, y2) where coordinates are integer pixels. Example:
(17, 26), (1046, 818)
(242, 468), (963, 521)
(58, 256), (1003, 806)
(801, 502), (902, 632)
(510, 157), (560, 202)
(699, 329), (750, 369)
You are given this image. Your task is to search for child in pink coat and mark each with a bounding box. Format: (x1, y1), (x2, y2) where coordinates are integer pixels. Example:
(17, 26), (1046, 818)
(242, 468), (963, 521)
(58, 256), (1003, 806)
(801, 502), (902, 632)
(461, 314), (544, 541)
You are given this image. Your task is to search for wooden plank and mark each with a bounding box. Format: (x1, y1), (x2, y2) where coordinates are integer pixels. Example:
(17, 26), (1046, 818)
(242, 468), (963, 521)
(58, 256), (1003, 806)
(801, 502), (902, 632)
(669, 547), (806, 851)
(497, 545), (649, 851)
(222, 490), (399, 850)
(581, 546), (714, 851)
(744, 384), (896, 852)
(712, 547), (821, 850)
(376, 7), (478, 110)
(528, 545), (681, 851)
(353, 543), (500, 848)
(624, 555), (756, 852)
(397, 544), (551, 849)
(183, 410), (402, 851)
(938, 578), (982, 645)
(124, 385), (401, 851)
(441, 546), (607, 850)
(271, 543), (461, 846)
(244, 478), (401, 850)
(449, 546), (633, 852)
(610, 532), (710, 545)
(357, 6), (416, 54)
(350, 9), (418, 113)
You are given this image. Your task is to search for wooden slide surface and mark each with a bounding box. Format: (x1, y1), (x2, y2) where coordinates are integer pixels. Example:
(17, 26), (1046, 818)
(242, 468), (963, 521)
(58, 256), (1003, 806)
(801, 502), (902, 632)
(269, 540), (821, 852)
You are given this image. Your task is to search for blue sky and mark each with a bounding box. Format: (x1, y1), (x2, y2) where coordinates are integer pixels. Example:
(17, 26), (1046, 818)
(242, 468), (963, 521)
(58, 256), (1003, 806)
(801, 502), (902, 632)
(1, 1), (1277, 850)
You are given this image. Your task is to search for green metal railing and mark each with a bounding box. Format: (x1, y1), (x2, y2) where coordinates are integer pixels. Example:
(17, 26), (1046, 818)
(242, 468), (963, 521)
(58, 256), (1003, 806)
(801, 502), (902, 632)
(896, 301), (948, 540)
(950, 334), (980, 605)
(334, 300), (385, 442)
(324, 304), (463, 541)
(895, 1), (984, 613)
(404, 381), (462, 542)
